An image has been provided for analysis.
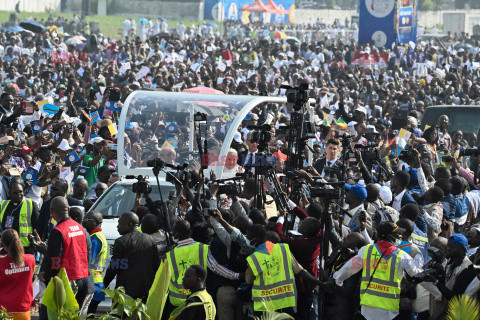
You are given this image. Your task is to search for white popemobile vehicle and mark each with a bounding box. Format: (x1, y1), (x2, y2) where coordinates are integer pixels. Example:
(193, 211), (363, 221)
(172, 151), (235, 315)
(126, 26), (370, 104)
(89, 91), (315, 300)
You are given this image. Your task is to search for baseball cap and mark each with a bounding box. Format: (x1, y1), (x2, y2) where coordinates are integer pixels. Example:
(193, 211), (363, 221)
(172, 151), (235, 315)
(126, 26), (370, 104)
(98, 165), (115, 175)
(355, 106), (367, 115)
(233, 131), (243, 143)
(379, 186), (393, 204)
(377, 221), (405, 238)
(366, 125), (379, 134)
(91, 137), (104, 144)
(345, 183), (367, 201)
(449, 234), (468, 251)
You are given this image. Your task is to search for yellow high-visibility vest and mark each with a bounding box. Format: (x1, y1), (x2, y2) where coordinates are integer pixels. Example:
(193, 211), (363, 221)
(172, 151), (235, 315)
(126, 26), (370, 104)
(0, 199), (33, 247)
(246, 242), (297, 312)
(166, 242), (209, 306)
(168, 289), (216, 320)
(90, 231), (108, 283)
(360, 244), (404, 311)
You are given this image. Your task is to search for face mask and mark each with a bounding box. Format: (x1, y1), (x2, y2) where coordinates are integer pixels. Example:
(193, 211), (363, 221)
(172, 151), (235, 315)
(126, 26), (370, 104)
(172, 236), (179, 244)
(394, 238), (402, 246)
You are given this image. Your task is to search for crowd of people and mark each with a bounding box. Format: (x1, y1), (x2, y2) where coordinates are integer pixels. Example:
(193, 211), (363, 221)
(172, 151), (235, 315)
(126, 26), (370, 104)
(0, 10), (480, 320)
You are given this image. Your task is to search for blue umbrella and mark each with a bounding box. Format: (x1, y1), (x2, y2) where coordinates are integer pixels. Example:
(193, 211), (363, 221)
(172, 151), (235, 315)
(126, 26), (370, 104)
(1, 26), (25, 32)
(43, 104), (60, 115)
(206, 22), (218, 28)
(138, 18), (148, 24)
(19, 20), (46, 33)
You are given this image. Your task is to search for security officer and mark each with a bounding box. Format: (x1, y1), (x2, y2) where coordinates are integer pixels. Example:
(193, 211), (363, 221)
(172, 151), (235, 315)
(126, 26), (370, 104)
(0, 181), (39, 253)
(245, 224), (323, 314)
(83, 210), (109, 317)
(333, 222), (422, 320)
(169, 265), (216, 320)
(163, 220), (240, 320)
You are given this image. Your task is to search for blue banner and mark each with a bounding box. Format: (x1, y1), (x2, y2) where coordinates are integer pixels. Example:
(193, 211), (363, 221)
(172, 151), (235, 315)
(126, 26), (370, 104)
(359, 0), (397, 48)
(204, 0), (294, 23)
(398, 6), (413, 28)
(396, 0), (417, 45)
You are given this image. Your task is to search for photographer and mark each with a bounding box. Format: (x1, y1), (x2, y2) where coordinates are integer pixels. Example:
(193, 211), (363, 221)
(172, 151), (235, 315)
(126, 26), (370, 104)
(448, 156), (480, 190)
(423, 234), (477, 318)
(312, 139), (341, 178)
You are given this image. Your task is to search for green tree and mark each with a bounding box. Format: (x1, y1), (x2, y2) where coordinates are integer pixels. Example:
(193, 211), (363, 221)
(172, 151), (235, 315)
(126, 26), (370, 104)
(418, 0), (434, 10)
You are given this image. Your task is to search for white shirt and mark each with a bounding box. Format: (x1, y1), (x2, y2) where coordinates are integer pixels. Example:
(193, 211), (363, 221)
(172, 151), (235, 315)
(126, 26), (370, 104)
(392, 189), (406, 211)
(334, 243), (422, 320)
(321, 157), (338, 177)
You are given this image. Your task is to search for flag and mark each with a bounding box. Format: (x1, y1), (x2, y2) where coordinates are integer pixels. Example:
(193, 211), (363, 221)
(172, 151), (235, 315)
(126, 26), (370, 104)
(43, 104), (60, 115)
(166, 122), (179, 134)
(22, 167), (38, 185)
(64, 151), (80, 166)
(90, 111), (100, 124)
(31, 120), (43, 135)
(42, 268), (79, 314)
(108, 123), (117, 136)
(398, 128), (412, 141)
(77, 166), (90, 176)
(146, 260), (171, 320)
(167, 137), (179, 148)
(336, 117), (347, 129)
(320, 95), (329, 109)
(323, 114), (330, 127)
(161, 140), (172, 149)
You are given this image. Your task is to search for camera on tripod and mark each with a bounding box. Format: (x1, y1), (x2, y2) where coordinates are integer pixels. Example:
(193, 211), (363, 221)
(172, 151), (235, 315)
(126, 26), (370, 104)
(250, 124), (272, 151)
(281, 83), (309, 110)
(126, 175), (151, 194)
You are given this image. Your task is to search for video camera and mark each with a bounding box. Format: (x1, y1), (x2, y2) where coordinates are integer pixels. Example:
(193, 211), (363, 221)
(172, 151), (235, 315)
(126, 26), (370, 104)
(459, 148), (480, 157)
(212, 176), (243, 196)
(281, 83), (309, 110)
(249, 124), (272, 151)
(399, 144), (416, 164)
(126, 175), (151, 194)
(310, 187), (342, 199)
(355, 144), (381, 165)
(410, 247), (444, 284)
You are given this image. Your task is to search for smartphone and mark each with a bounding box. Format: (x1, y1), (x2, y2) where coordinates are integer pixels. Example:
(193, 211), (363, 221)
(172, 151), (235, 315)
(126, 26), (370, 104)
(107, 143), (117, 151)
(8, 140), (14, 146)
(22, 101), (34, 115)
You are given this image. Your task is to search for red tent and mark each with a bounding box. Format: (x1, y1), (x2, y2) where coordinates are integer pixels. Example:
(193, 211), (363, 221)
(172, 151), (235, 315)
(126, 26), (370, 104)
(263, 0), (288, 14)
(239, 0), (274, 13)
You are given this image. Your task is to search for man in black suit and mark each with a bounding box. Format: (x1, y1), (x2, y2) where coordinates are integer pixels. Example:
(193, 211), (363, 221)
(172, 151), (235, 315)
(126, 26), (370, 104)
(103, 211), (160, 301)
(237, 131), (259, 171)
(313, 139), (340, 178)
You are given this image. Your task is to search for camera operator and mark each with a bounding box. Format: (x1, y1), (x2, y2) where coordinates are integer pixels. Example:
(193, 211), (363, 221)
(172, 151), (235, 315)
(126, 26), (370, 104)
(344, 183), (372, 231)
(422, 234), (477, 318)
(323, 209), (367, 320)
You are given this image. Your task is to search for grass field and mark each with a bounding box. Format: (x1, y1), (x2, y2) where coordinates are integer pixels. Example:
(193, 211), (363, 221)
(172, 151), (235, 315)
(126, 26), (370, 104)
(0, 10), (220, 39)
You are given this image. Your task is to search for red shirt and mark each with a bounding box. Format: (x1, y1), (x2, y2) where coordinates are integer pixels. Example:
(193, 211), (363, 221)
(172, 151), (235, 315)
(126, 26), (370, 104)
(54, 218), (89, 281)
(0, 254), (35, 312)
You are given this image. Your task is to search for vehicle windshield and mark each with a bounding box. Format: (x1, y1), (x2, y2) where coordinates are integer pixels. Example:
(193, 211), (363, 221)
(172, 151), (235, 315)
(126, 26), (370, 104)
(118, 91), (291, 178)
(92, 183), (175, 218)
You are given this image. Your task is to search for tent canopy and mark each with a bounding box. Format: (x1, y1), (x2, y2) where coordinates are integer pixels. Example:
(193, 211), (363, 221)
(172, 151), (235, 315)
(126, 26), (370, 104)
(239, 0), (274, 13)
(263, 0), (288, 14)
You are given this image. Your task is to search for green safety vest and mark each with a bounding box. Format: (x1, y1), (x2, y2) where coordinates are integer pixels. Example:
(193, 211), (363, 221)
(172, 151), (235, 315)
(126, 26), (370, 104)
(167, 242), (209, 306)
(360, 244), (404, 311)
(168, 289), (216, 320)
(246, 242), (297, 312)
(90, 231), (108, 283)
(0, 199), (33, 247)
